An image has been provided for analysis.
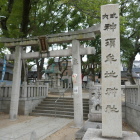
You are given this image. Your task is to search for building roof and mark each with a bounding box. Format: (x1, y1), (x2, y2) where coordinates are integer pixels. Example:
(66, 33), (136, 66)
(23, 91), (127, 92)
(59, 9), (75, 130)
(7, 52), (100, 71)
(54, 58), (71, 63)
(123, 67), (140, 73)
(121, 71), (140, 78)
(28, 71), (37, 78)
(0, 66), (13, 74)
(134, 60), (140, 64)
(132, 68), (140, 73)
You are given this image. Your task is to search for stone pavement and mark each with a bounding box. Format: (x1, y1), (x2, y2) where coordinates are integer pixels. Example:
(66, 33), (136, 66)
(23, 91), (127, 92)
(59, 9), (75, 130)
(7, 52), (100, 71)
(0, 116), (72, 140)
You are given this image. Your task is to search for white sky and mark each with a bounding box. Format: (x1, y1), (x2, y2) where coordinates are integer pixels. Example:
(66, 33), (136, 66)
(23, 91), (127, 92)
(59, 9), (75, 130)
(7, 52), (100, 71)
(135, 54), (140, 61)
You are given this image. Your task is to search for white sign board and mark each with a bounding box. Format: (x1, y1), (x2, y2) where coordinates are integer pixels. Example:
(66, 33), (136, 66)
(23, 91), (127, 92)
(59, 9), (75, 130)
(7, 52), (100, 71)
(73, 86), (78, 94)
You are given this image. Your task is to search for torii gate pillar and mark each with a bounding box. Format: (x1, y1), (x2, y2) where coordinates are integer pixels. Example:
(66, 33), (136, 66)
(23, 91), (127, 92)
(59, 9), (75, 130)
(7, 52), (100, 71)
(72, 40), (83, 127)
(9, 46), (22, 120)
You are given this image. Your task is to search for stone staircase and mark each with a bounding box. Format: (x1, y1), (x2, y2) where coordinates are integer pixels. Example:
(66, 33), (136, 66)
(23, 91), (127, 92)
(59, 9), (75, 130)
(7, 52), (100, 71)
(30, 97), (89, 120)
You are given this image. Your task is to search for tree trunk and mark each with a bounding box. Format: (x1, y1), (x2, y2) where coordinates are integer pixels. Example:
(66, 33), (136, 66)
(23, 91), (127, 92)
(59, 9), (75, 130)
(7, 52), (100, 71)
(127, 55), (136, 85)
(20, 0), (31, 37)
(127, 34), (140, 85)
(92, 65), (95, 82)
(36, 58), (44, 80)
(0, 0), (14, 36)
(21, 60), (28, 83)
(61, 59), (68, 79)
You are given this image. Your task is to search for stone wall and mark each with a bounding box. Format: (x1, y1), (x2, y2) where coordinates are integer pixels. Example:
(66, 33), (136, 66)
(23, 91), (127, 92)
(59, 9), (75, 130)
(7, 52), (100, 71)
(0, 83), (48, 115)
(126, 104), (140, 135)
(124, 84), (140, 134)
(122, 103), (126, 120)
(0, 97), (45, 115)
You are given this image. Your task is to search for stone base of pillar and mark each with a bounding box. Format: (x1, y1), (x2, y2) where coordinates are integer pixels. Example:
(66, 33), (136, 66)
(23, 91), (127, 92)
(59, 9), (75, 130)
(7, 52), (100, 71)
(88, 113), (102, 122)
(75, 121), (102, 139)
(82, 128), (140, 140)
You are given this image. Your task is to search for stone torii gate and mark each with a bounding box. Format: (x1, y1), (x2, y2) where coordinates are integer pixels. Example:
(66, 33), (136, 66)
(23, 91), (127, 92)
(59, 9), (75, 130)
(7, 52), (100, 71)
(1, 24), (100, 127)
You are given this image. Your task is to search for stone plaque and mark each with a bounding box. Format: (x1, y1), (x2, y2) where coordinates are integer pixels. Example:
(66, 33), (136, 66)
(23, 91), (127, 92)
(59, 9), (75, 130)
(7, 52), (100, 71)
(101, 4), (122, 138)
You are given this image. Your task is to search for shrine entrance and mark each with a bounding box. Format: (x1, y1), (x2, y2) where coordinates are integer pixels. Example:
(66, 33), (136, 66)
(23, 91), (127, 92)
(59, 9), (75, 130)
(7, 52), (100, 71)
(1, 24), (100, 127)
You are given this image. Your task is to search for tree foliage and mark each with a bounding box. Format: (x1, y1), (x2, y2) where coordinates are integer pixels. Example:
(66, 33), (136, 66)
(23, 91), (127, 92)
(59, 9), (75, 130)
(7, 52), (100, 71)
(0, 0), (88, 80)
(0, 0), (140, 83)
(61, 0), (140, 84)
(60, 0), (112, 26)
(120, 0), (140, 84)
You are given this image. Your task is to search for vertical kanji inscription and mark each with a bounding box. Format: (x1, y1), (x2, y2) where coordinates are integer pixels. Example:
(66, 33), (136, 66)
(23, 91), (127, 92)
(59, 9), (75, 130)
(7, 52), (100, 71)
(101, 4), (122, 138)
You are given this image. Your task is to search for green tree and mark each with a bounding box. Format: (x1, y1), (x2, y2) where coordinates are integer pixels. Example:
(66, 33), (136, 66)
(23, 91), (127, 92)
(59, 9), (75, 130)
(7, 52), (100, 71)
(1, 0), (139, 84)
(0, 0), (32, 81)
(61, 0), (140, 84)
(120, 0), (140, 84)
(28, 0), (87, 79)
(60, 0), (111, 81)
(0, 0), (87, 80)
(86, 35), (101, 81)
(79, 35), (101, 82)
(0, 0), (31, 38)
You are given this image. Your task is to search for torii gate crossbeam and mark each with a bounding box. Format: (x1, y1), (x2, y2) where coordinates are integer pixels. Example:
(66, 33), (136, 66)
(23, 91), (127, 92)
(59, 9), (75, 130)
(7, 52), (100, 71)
(1, 24), (100, 48)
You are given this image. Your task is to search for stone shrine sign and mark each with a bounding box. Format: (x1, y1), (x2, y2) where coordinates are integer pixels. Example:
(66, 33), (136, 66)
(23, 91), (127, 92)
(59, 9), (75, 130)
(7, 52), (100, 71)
(82, 4), (140, 140)
(101, 4), (122, 138)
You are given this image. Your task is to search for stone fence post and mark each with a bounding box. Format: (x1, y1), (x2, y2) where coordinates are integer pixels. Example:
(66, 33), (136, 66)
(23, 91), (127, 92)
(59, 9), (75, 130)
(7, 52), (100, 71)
(138, 79), (140, 106)
(21, 81), (27, 98)
(46, 83), (49, 96)
(36, 82), (39, 97)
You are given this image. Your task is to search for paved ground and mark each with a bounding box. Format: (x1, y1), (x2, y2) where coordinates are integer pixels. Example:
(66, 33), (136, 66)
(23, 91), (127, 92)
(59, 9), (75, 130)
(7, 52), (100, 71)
(0, 116), (72, 140)
(0, 88), (137, 140)
(0, 114), (137, 140)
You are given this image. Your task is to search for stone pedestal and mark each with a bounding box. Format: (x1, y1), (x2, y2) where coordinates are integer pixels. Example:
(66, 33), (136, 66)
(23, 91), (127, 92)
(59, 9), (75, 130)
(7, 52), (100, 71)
(50, 87), (65, 94)
(88, 112), (102, 122)
(82, 128), (140, 140)
(50, 72), (66, 94)
(75, 121), (102, 139)
(88, 82), (102, 122)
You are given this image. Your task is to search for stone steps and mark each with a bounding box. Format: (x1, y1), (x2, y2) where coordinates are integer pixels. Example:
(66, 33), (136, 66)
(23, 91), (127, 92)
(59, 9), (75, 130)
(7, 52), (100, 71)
(43, 99), (89, 103)
(40, 102), (89, 106)
(30, 112), (74, 119)
(30, 97), (89, 120)
(32, 110), (88, 115)
(37, 105), (89, 111)
(36, 106), (89, 111)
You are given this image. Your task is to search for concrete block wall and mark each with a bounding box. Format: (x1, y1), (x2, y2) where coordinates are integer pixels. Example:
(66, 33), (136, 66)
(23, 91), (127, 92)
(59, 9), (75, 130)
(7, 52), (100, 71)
(126, 103), (140, 135)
